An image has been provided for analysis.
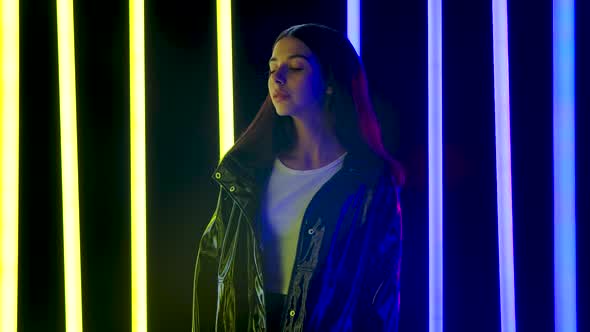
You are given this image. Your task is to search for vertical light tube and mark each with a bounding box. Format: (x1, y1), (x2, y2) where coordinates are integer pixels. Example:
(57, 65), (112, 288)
(553, 0), (577, 331)
(427, 0), (443, 331)
(56, 0), (84, 330)
(491, 0), (517, 330)
(130, 0), (147, 331)
(216, 0), (234, 160)
(0, 0), (19, 331)
(347, 0), (361, 55)
(57, 0), (82, 331)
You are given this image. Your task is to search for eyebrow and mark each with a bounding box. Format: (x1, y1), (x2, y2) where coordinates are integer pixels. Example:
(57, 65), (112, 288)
(268, 54), (311, 64)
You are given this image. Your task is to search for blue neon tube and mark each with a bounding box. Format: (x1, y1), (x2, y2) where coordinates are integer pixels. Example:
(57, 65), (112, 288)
(491, 0), (517, 330)
(553, 0), (577, 331)
(427, 0), (443, 331)
(347, 0), (360, 55)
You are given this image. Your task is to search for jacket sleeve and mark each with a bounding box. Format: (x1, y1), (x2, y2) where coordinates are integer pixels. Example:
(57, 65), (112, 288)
(192, 188), (224, 332)
(363, 177), (402, 332)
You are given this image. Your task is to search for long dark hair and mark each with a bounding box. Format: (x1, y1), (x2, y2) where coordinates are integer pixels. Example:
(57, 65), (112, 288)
(227, 23), (405, 187)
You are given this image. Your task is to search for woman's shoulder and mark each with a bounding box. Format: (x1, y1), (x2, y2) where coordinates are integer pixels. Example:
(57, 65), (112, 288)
(354, 156), (400, 206)
(343, 152), (394, 185)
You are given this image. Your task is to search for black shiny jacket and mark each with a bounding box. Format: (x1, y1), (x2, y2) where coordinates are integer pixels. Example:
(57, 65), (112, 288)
(192, 151), (402, 331)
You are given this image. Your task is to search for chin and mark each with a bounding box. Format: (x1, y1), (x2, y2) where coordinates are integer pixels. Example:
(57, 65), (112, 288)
(274, 105), (296, 117)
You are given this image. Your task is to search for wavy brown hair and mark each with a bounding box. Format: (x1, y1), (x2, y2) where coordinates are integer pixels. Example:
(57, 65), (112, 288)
(227, 23), (404, 187)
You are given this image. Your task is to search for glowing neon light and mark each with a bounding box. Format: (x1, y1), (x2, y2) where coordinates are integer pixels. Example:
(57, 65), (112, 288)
(0, 0), (19, 330)
(491, 0), (517, 330)
(56, 0), (84, 330)
(427, 0), (443, 331)
(130, 0), (147, 331)
(216, 0), (234, 160)
(553, 0), (577, 331)
(347, 0), (361, 55)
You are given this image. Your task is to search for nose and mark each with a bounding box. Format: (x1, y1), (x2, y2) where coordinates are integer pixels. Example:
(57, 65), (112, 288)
(272, 67), (286, 86)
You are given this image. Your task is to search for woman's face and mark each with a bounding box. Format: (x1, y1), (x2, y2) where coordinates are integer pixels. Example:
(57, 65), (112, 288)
(268, 36), (327, 118)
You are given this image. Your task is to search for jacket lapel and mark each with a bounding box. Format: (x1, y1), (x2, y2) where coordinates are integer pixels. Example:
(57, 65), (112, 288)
(211, 153), (272, 224)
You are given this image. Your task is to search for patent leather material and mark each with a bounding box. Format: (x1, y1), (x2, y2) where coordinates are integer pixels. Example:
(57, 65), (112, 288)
(193, 151), (402, 332)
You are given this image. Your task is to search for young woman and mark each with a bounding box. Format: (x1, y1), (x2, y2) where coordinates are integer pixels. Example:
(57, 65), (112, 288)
(193, 23), (404, 332)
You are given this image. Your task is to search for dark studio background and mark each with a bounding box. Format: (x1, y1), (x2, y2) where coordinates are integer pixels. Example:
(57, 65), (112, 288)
(18, 0), (588, 331)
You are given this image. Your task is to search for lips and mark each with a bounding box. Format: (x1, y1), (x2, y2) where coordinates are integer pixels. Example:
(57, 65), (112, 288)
(272, 90), (290, 102)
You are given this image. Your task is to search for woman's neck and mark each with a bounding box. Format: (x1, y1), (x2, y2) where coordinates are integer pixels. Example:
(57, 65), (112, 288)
(279, 115), (347, 170)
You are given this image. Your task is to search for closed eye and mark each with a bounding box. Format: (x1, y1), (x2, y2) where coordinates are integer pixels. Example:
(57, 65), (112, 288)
(266, 67), (303, 77)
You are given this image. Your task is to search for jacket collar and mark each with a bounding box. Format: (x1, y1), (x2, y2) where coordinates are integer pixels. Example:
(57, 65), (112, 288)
(211, 150), (385, 222)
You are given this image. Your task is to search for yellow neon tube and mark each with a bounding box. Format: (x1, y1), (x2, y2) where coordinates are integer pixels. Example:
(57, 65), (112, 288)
(130, 0), (147, 331)
(216, 0), (234, 160)
(1, 0), (19, 331)
(56, 0), (83, 330)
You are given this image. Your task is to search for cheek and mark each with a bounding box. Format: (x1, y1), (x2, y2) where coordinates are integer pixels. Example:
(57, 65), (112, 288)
(309, 75), (326, 102)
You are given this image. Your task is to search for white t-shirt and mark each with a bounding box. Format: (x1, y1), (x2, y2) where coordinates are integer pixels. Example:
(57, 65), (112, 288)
(261, 152), (347, 294)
